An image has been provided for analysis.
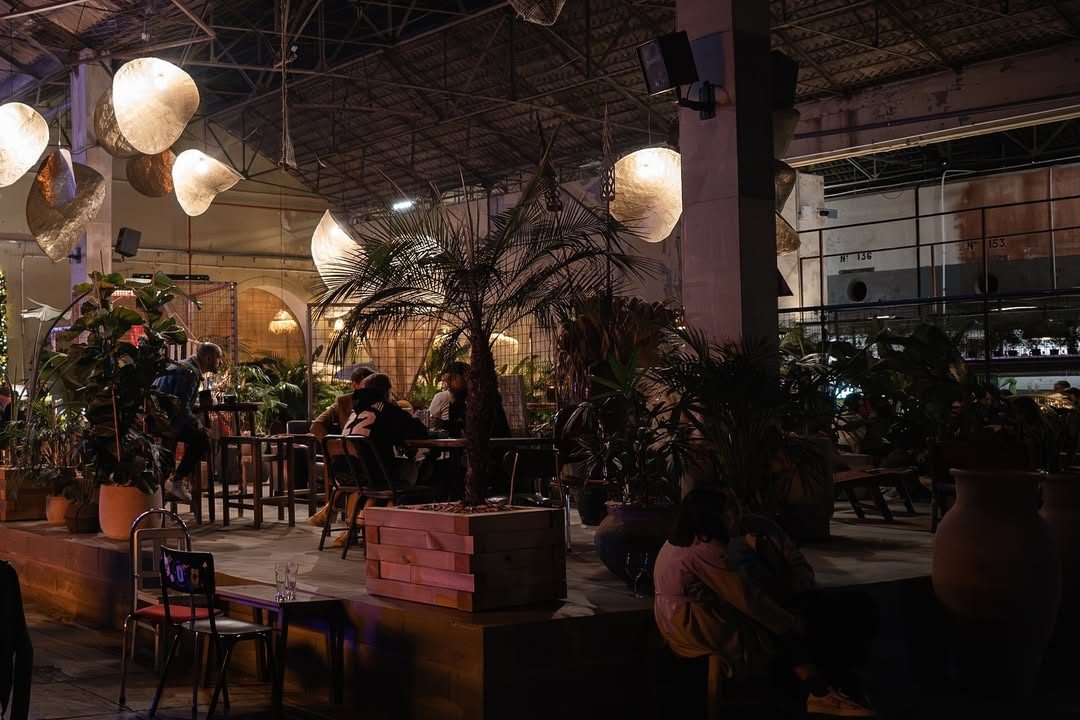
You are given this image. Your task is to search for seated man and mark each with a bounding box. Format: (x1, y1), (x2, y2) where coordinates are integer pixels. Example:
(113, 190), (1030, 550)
(307, 365), (374, 527)
(152, 343), (223, 502)
(427, 370), (453, 428)
(444, 361), (511, 439)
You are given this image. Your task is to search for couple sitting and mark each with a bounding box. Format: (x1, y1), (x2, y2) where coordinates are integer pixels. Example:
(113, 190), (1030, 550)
(308, 368), (427, 545)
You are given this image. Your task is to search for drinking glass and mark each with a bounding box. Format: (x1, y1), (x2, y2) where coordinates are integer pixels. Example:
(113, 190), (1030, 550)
(285, 560), (299, 601)
(273, 562), (286, 602)
(625, 552), (651, 598)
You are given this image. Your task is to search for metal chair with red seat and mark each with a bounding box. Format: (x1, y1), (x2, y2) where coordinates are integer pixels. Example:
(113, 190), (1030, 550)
(119, 508), (219, 706)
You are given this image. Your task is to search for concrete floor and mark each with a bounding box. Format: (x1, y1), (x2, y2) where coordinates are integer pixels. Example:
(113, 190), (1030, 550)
(23, 603), (343, 720)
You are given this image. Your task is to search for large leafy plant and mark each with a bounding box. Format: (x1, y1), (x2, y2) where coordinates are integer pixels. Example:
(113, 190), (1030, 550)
(53, 272), (191, 493)
(568, 356), (689, 506)
(652, 328), (827, 513)
(316, 136), (651, 506)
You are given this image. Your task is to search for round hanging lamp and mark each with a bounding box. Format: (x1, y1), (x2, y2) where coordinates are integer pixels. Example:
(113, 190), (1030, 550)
(112, 58), (200, 155)
(609, 147), (682, 243)
(311, 210), (361, 286)
(172, 149), (241, 216)
(0, 102), (48, 187)
(26, 149), (106, 262)
(268, 308), (298, 335)
(127, 150), (175, 197)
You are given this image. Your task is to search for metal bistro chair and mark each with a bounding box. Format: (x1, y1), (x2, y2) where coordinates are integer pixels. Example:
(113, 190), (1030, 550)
(120, 508), (220, 706)
(148, 547), (278, 720)
(499, 446), (572, 552)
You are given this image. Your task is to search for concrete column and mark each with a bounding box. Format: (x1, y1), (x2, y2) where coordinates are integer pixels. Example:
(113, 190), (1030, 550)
(677, 0), (776, 344)
(69, 57), (112, 284)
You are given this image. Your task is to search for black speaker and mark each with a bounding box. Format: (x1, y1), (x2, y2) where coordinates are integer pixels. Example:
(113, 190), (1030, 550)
(637, 31), (699, 96)
(116, 227), (141, 258)
(771, 51), (800, 109)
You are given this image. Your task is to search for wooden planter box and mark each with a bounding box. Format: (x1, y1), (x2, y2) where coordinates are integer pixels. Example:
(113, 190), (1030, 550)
(364, 506), (567, 612)
(0, 467), (48, 522)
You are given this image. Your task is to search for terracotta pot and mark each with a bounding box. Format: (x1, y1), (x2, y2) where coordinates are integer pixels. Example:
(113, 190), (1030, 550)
(778, 437), (834, 542)
(64, 502), (100, 533)
(1040, 473), (1080, 636)
(45, 495), (71, 525)
(98, 485), (163, 540)
(932, 469), (1060, 697)
(593, 502), (674, 588)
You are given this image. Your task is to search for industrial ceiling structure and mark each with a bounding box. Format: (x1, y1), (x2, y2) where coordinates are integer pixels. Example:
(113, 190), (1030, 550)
(4, 0), (1080, 208)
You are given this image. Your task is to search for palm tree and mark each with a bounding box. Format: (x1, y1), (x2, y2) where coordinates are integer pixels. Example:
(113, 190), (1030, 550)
(315, 139), (652, 506)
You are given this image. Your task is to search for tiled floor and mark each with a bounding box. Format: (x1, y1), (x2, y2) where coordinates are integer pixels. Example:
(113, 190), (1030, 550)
(24, 604), (342, 720)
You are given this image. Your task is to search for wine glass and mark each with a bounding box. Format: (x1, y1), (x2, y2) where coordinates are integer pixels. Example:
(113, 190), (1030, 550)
(625, 552), (651, 598)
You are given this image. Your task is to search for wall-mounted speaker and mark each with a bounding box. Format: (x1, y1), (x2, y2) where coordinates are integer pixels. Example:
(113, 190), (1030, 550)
(637, 31), (699, 96)
(116, 227), (141, 258)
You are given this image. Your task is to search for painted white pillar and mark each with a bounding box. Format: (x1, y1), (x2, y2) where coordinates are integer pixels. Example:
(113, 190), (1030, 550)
(69, 56), (113, 284)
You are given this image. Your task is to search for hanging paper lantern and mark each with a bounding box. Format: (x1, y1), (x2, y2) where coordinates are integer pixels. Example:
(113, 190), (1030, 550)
(26, 150), (106, 263)
(609, 147), (682, 244)
(127, 150), (175, 197)
(0, 103), (48, 187)
(172, 150), (241, 216)
(268, 308), (298, 335)
(508, 0), (567, 25)
(111, 58), (199, 155)
(311, 210), (361, 286)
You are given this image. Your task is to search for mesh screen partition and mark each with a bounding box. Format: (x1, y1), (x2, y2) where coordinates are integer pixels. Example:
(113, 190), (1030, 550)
(307, 304), (557, 427)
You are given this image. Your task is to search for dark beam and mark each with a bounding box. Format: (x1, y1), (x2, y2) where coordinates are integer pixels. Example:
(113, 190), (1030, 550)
(878, 0), (957, 70)
(773, 27), (845, 95)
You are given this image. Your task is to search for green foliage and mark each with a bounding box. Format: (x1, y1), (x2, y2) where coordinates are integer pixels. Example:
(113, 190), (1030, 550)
(2, 396), (84, 499)
(568, 355), (689, 506)
(52, 272), (192, 493)
(410, 339), (468, 407)
(221, 356), (339, 434)
(556, 294), (677, 402)
(314, 130), (653, 505)
(652, 328), (827, 513)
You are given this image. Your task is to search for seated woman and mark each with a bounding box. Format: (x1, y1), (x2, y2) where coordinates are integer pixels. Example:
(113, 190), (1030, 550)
(653, 489), (874, 718)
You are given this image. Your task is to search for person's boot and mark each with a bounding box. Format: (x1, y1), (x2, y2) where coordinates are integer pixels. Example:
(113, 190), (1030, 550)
(306, 504), (330, 527)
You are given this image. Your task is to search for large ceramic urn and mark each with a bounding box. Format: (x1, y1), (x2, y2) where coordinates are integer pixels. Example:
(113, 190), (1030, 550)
(98, 485), (163, 540)
(593, 502), (674, 588)
(1040, 474), (1080, 637)
(932, 469), (1061, 697)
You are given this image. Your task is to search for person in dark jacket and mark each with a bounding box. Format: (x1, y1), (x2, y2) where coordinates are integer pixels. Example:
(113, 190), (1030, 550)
(152, 343), (223, 502)
(331, 373), (428, 546)
(0, 560), (31, 720)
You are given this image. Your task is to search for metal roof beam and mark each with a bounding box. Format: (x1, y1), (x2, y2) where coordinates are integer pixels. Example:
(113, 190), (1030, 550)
(878, 0), (957, 71)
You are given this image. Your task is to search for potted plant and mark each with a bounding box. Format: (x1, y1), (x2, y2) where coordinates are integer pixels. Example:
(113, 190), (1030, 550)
(653, 328), (829, 537)
(568, 355), (689, 585)
(53, 272), (192, 540)
(315, 134), (649, 610)
(1, 397), (84, 524)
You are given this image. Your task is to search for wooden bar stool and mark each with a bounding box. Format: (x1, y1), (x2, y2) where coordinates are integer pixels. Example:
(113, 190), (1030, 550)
(218, 435), (265, 529)
(259, 436), (299, 527)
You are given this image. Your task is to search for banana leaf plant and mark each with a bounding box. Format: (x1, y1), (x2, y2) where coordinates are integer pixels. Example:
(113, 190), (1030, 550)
(315, 132), (653, 506)
(52, 272), (193, 494)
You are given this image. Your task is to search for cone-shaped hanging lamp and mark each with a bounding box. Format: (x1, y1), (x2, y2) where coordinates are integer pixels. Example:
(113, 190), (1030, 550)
(311, 210), (362, 286)
(127, 150), (175, 197)
(609, 147), (682, 244)
(26, 149), (106, 262)
(112, 58), (199, 155)
(0, 102), (48, 187)
(508, 0), (567, 25)
(172, 149), (241, 216)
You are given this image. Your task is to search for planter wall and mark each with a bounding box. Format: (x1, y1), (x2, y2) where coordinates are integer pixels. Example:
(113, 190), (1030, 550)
(932, 469), (1060, 698)
(364, 506), (567, 611)
(0, 467), (47, 522)
(1040, 474), (1080, 636)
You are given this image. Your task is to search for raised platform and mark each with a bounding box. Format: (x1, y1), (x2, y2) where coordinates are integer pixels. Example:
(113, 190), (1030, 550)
(0, 501), (934, 720)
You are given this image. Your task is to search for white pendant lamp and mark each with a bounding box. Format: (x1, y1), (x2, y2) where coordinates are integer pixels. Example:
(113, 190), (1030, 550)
(609, 147), (682, 243)
(0, 102), (48, 187)
(311, 210), (361, 286)
(172, 150), (241, 216)
(268, 308), (298, 335)
(111, 58), (200, 155)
